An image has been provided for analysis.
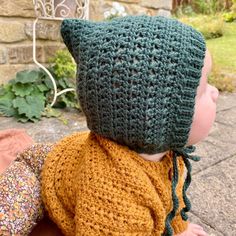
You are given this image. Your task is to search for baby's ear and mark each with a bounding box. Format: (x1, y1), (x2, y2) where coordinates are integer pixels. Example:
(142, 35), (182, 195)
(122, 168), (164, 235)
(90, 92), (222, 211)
(60, 19), (87, 62)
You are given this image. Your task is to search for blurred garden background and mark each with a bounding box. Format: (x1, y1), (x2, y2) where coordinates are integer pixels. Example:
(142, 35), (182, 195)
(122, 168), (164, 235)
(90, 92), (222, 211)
(0, 0), (236, 123)
(173, 0), (236, 93)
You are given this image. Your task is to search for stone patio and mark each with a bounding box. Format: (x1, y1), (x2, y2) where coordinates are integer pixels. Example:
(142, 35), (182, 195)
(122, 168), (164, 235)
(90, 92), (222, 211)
(0, 92), (235, 236)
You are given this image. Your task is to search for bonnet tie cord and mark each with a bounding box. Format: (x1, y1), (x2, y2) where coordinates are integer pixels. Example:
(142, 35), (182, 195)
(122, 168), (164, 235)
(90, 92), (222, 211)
(163, 152), (179, 236)
(163, 146), (200, 236)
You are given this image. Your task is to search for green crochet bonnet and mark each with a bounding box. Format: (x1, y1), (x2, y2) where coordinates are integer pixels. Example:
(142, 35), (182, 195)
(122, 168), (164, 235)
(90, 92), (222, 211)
(61, 15), (206, 236)
(61, 15), (206, 154)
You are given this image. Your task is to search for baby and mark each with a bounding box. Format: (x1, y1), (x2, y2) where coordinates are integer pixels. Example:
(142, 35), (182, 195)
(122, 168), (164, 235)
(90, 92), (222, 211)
(0, 15), (218, 236)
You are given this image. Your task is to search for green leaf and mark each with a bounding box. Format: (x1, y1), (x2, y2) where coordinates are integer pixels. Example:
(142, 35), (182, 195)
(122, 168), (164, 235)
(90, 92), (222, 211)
(44, 77), (54, 89)
(28, 117), (40, 123)
(37, 84), (49, 92)
(58, 78), (67, 89)
(0, 83), (13, 95)
(59, 94), (71, 107)
(0, 86), (6, 96)
(38, 69), (47, 79)
(49, 50), (76, 79)
(62, 77), (75, 88)
(0, 100), (17, 117)
(14, 70), (40, 84)
(13, 94), (45, 119)
(42, 105), (61, 118)
(0, 90), (17, 116)
(58, 92), (77, 108)
(12, 83), (34, 97)
(31, 87), (46, 99)
(15, 114), (30, 123)
(14, 113), (39, 123)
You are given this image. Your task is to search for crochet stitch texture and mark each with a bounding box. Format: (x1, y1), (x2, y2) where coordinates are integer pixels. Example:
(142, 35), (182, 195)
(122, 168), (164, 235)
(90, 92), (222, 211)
(41, 132), (188, 235)
(61, 15), (206, 154)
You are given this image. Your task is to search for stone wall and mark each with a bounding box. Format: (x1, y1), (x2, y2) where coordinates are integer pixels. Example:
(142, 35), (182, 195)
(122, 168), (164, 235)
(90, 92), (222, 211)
(0, 0), (172, 84)
(0, 0), (64, 84)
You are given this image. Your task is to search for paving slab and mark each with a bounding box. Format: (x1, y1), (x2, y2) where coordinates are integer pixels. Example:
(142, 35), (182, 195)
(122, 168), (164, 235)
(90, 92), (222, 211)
(189, 155), (236, 236)
(216, 92), (236, 112)
(188, 212), (224, 236)
(0, 109), (88, 143)
(192, 92), (236, 174)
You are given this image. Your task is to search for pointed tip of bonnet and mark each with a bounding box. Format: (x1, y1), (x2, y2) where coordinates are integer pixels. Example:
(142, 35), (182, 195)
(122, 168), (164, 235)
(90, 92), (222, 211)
(60, 18), (88, 61)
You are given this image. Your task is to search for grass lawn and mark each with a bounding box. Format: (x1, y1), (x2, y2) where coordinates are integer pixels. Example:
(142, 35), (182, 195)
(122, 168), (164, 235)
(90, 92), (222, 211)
(207, 22), (236, 75)
(178, 15), (236, 91)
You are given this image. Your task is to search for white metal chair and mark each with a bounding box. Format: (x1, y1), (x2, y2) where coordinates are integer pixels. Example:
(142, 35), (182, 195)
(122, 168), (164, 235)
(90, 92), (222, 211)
(32, 0), (89, 106)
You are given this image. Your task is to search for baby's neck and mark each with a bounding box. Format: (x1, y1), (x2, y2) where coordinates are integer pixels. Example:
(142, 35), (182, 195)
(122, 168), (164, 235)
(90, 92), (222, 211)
(139, 151), (167, 162)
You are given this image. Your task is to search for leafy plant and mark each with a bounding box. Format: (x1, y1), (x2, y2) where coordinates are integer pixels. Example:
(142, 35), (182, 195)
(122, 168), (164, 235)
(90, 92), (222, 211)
(49, 49), (76, 79)
(223, 11), (236, 22)
(209, 67), (235, 92)
(193, 0), (224, 15)
(223, 0), (236, 22)
(48, 50), (78, 109)
(174, 0), (226, 15)
(179, 15), (225, 39)
(0, 50), (78, 122)
(0, 70), (48, 122)
(174, 5), (196, 17)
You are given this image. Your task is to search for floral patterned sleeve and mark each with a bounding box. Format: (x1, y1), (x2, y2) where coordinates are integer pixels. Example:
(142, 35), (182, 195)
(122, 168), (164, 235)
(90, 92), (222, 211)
(0, 144), (53, 236)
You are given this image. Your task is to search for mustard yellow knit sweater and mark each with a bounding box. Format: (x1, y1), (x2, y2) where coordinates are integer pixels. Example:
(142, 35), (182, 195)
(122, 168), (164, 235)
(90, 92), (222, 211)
(41, 132), (188, 235)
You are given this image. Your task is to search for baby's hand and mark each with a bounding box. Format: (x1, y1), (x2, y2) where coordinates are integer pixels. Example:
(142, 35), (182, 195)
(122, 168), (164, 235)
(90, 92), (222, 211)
(175, 223), (208, 236)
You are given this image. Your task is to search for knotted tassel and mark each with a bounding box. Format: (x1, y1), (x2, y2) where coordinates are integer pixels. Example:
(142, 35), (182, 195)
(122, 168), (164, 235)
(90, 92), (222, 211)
(163, 146), (200, 236)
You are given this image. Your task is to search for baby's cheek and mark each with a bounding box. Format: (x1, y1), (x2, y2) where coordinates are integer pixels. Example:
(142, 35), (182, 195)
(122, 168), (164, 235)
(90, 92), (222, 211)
(200, 98), (216, 132)
(187, 96), (216, 145)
